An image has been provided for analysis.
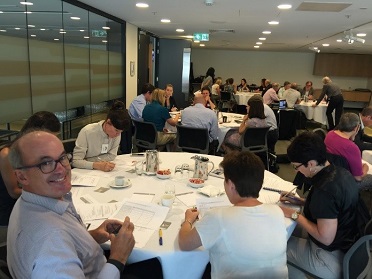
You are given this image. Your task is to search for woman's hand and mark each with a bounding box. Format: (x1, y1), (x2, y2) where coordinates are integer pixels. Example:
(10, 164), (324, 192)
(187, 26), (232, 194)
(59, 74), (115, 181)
(279, 191), (304, 205)
(185, 208), (199, 224)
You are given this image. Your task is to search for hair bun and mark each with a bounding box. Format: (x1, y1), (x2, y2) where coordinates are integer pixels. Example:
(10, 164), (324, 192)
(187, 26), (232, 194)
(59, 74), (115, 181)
(112, 100), (125, 111)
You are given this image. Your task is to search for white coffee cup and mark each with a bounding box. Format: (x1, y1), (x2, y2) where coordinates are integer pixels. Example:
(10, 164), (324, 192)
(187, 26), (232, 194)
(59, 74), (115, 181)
(161, 194), (174, 207)
(115, 176), (125, 186)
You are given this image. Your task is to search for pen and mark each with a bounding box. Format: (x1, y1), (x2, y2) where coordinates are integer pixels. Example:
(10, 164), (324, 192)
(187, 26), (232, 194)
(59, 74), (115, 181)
(159, 229), (163, 246)
(133, 192), (155, 196)
(282, 186), (298, 199)
(86, 223), (91, 230)
(176, 192), (193, 196)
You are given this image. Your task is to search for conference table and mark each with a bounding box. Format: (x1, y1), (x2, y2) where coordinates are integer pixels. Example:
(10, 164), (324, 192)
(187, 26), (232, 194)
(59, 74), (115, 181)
(294, 100), (334, 127)
(70, 152), (297, 279)
(216, 112), (244, 149)
(234, 92), (261, 105)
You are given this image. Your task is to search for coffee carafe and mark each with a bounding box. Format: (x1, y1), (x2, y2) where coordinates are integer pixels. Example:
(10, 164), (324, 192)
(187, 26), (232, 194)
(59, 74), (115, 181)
(191, 155), (214, 180)
(145, 150), (159, 175)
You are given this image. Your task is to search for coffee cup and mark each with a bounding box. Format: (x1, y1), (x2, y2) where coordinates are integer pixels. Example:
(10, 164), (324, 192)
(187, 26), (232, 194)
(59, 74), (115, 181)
(223, 116), (227, 123)
(115, 176), (125, 186)
(161, 194), (175, 207)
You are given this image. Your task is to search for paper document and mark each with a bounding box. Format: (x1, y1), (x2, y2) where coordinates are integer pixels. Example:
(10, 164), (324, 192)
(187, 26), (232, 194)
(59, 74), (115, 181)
(76, 202), (122, 222)
(71, 173), (100, 187)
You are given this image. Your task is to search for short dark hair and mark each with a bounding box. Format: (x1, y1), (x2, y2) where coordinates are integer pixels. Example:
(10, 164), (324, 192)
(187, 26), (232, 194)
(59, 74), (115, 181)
(361, 106), (372, 117)
(337, 112), (359, 132)
(287, 131), (327, 166)
(201, 86), (210, 93)
(21, 111), (60, 133)
(283, 81), (290, 86)
(141, 83), (155, 95)
(220, 151), (264, 198)
(247, 96), (265, 119)
(106, 101), (131, 131)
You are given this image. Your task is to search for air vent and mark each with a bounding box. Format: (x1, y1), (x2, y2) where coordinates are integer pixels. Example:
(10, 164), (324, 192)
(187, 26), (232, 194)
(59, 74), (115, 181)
(296, 2), (352, 12)
(209, 29), (235, 33)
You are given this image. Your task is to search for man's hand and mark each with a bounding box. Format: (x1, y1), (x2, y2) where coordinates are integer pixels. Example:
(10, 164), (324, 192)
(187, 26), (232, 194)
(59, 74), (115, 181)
(89, 219), (123, 244)
(93, 161), (115, 172)
(109, 216), (135, 264)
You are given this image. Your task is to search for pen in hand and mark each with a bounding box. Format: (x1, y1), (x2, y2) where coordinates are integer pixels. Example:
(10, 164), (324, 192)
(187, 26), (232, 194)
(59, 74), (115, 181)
(159, 229), (163, 246)
(280, 186), (298, 201)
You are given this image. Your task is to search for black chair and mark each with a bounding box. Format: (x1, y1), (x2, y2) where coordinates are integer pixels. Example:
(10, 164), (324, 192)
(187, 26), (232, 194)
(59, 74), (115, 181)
(240, 126), (270, 169)
(0, 242), (11, 279)
(218, 91), (236, 112)
(132, 120), (158, 151)
(312, 128), (327, 141)
(277, 109), (297, 140)
(176, 124), (209, 154)
(343, 235), (372, 279)
(61, 138), (76, 154)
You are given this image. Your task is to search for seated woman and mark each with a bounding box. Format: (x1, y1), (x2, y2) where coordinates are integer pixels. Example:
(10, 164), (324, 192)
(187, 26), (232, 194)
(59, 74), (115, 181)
(237, 78), (249, 92)
(201, 86), (216, 110)
(222, 95), (267, 152)
(73, 101), (131, 171)
(211, 77), (222, 104)
(0, 111), (60, 226)
(178, 151), (288, 278)
(280, 132), (359, 279)
(324, 112), (372, 189)
(164, 84), (178, 112)
(142, 88), (180, 148)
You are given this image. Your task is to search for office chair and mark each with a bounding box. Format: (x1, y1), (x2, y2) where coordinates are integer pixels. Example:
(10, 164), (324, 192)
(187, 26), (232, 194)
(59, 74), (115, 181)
(132, 120), (158, 151)
(219, 91), (237, 112)
(0, 242), (11, 279)
(312, 128), (327, 141)
(176, 124), (209, 154)
(240, 126), (270, 169)
(343, 235), (372, 279)
(61, 138), (76, 154)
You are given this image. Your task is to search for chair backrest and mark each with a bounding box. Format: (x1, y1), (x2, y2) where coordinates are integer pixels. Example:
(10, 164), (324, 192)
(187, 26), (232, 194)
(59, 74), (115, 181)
(61, 138), (76, 154)
(313, 128), (327, 141)
(220, 91), (231, 102)
(176, 124), (209, 154)
(132, 120), (158, 151)
(241, 126), (270, 152)
(0, 242), (11, 279)
(343, 235), (372, 279)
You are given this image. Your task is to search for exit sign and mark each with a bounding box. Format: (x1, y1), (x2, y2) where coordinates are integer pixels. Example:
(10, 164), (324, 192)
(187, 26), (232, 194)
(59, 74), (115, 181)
(91, 30), (107, 38)
(193, 33), (209, 41)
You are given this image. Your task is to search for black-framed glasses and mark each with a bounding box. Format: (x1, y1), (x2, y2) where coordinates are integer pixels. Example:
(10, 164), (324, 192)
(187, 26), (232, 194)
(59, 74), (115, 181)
(17, 153), (72, 174)
(292, 163), (303, 171)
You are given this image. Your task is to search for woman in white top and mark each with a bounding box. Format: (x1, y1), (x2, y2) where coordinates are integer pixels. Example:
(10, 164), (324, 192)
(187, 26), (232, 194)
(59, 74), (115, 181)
(179, 151), (288, 279)
(211, 77), (222, 104)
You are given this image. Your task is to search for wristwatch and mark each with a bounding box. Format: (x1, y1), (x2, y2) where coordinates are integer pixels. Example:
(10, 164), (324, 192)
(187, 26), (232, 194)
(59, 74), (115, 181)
(291, 211), (300, 221)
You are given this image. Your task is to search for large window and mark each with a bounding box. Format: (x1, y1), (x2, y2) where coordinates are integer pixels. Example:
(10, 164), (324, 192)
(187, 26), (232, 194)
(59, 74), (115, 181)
(0, 0), (126, 132)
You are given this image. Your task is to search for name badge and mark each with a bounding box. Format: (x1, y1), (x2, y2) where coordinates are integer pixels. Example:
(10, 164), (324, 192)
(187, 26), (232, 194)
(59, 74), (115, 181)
(101, 144), (109, 154)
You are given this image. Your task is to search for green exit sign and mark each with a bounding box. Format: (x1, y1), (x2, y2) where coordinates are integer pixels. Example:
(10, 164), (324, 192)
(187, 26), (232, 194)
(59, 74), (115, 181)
(193, 33), (209, 41)
(91, 30), (107, 38)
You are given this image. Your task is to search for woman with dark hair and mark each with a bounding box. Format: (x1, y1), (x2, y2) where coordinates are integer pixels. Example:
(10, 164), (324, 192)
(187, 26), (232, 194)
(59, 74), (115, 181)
(280, 131), (359, 279)
(201, 67), (215, 91)
(222, 95), (267, 151)
(73, 101), (131, 171)
(164, 84), (178, 112)
(179, 151), (288, 278)
(237, 78), (249, 92)
(0, 111), (61, 226)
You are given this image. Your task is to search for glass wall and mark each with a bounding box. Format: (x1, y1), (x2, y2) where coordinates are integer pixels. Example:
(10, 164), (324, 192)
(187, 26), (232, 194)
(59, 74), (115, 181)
(0, 0), (126, 137)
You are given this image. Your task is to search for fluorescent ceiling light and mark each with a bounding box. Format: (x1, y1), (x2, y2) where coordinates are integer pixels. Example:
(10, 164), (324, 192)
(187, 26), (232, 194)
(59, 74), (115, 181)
(70, 16), (80, 20)
(15, 27), (21, 30)
(254, 45), (260, 48)
(176, 29), (184, 32)
(24, 11), (32, 14)
(136, 3), (149, 8)
(322, 43), (330, 46)
(0, 30), (6, 32)
(200, 44), (205, 47)
(262, 31), (271, 34)
(194, 40), (200, 43)
(309, 46), (320, 53)
(59, 31), (66, 34)
(259, 37), (266, 40)
(30, 34), (36, 37)
(102, 40), (108, 43)
(268, 21), (279, 25)
(28, 24), (35, 27)
(54, 38), (59, 41)
(102, 27), (110, 30)
(80, 30), (85, 32)
(356, 33), (366, 37)
(256, 42), (262, 45)
(161, 19), (171, 23)
(278, 4), (292, 9)
(40, 28), (46, 31)
(20, 2), (33, 5)
(84, 36), (89, 39)
(336, 39), (342, 42)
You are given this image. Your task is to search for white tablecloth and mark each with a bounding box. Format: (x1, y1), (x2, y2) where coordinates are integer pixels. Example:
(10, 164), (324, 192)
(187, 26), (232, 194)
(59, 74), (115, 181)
(234, 92), (261, 105)
(71, 152), (296, 279)
(362, 150), (372, 165)
(217, 113), (243, 149)
(294, 101), (334, 127)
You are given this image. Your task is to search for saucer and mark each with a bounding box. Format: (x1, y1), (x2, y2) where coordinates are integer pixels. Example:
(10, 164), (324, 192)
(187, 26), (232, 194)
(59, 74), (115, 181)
(109, 179), (132, 188)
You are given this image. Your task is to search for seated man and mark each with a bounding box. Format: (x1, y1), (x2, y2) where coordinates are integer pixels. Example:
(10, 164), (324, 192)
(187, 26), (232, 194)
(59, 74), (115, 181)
(355, 106), (372, 152)
(178, 151), (288, 278)
(283, 83), (301, 108)
(128, 83), (155, 121)
(181, 93), (219, 154)
(263, 82), (280, 105)
(281, 132), (359, 279)
(7, 130), (135, 278)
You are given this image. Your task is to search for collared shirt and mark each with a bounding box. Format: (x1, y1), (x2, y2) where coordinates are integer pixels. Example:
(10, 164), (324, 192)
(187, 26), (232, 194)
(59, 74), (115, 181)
(283, 88), (301, 108)
(263, 88), (279, 105)
(129, 94), (147, 121)
(7, 191), (119, 279)
(181, 103), (218, 142)
(263, 104), (278, 131)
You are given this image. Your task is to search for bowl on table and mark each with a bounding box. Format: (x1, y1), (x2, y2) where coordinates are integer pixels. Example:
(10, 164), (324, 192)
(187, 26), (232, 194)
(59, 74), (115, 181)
(156, 169), (171, 179)
(188, 178), (205, 188)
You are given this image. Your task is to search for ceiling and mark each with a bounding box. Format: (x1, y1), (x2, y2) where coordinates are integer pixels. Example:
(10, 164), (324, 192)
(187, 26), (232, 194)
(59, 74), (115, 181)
(78, 0), (372, 54)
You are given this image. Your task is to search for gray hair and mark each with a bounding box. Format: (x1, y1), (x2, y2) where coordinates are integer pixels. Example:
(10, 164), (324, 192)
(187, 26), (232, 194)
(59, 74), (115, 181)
(8, 138), (24, 169)
(322, 76), (332, 84)
(337, 112), (359, 132)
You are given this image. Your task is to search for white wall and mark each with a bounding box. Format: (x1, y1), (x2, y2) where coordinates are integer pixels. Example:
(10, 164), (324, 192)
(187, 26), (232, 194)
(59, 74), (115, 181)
(125, 23), (138, 109)
(191, 49), (369, 91)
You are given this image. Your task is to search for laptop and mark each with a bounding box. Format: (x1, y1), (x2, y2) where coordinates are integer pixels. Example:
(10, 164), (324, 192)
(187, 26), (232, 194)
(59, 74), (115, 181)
(279, 99), (287, 109)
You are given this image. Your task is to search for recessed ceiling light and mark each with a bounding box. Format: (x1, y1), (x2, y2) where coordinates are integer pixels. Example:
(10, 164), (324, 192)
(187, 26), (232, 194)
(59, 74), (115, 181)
(0, 11), (3, 13)
(356, 33), (366, 37)
(60, 29), (64, 31)
(161, 19), (171, 23)
(262, 31), (271, 34)
(102, 40), (108, 43)
(40, 28), (45, 31)
(59, 31), (66, 34)
(24, 11), (32, 14)
(313, 47), (318, 49)
(20, 2), (33, 5)
(268, 21), (279, 25)
(278, 4), (292, 9)
(30, 34), (36, 37)
(200, 44), (205, 47)
(336, 39), (342, 42)
(176, 29), (184, 32)
(70, 16), (80, 20)
(194, 40), (200, 43)
(15, 27), (20, 30)
(28, 24), (35, 28)
(84, 36), (89, 39)
(136, 3), (149, 8)
(322, 43), (330, 47)
(80, 30), (85, 32)
(259, 37), (266, 40)
(0, 30), (6, 32)
(102, 26), (110, 30)
(256, 42), (262, 45)
(254, 45), (260, 48)
(54, 38), (59, 41)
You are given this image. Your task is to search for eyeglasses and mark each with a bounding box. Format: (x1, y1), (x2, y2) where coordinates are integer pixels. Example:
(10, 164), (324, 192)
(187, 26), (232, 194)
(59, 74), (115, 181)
(292, 163), (303, 171)
(17, 153), (72, 174)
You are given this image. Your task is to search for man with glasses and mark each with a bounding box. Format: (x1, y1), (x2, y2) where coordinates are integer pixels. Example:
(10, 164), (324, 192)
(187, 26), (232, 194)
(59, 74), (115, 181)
(301, 81), (314, 100)
(7, 130), (135, 278)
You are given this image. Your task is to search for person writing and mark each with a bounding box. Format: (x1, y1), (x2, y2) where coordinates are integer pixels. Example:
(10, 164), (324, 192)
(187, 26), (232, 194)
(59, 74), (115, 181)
(7, 130), (135, 278)
(280, 132), (359, 278)
(178, 151), (288, 278)
(73, 101), (131, 171)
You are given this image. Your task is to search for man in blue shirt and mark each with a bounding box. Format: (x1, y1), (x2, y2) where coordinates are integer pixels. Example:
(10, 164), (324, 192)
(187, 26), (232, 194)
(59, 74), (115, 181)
(128, 83), (155, 121)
